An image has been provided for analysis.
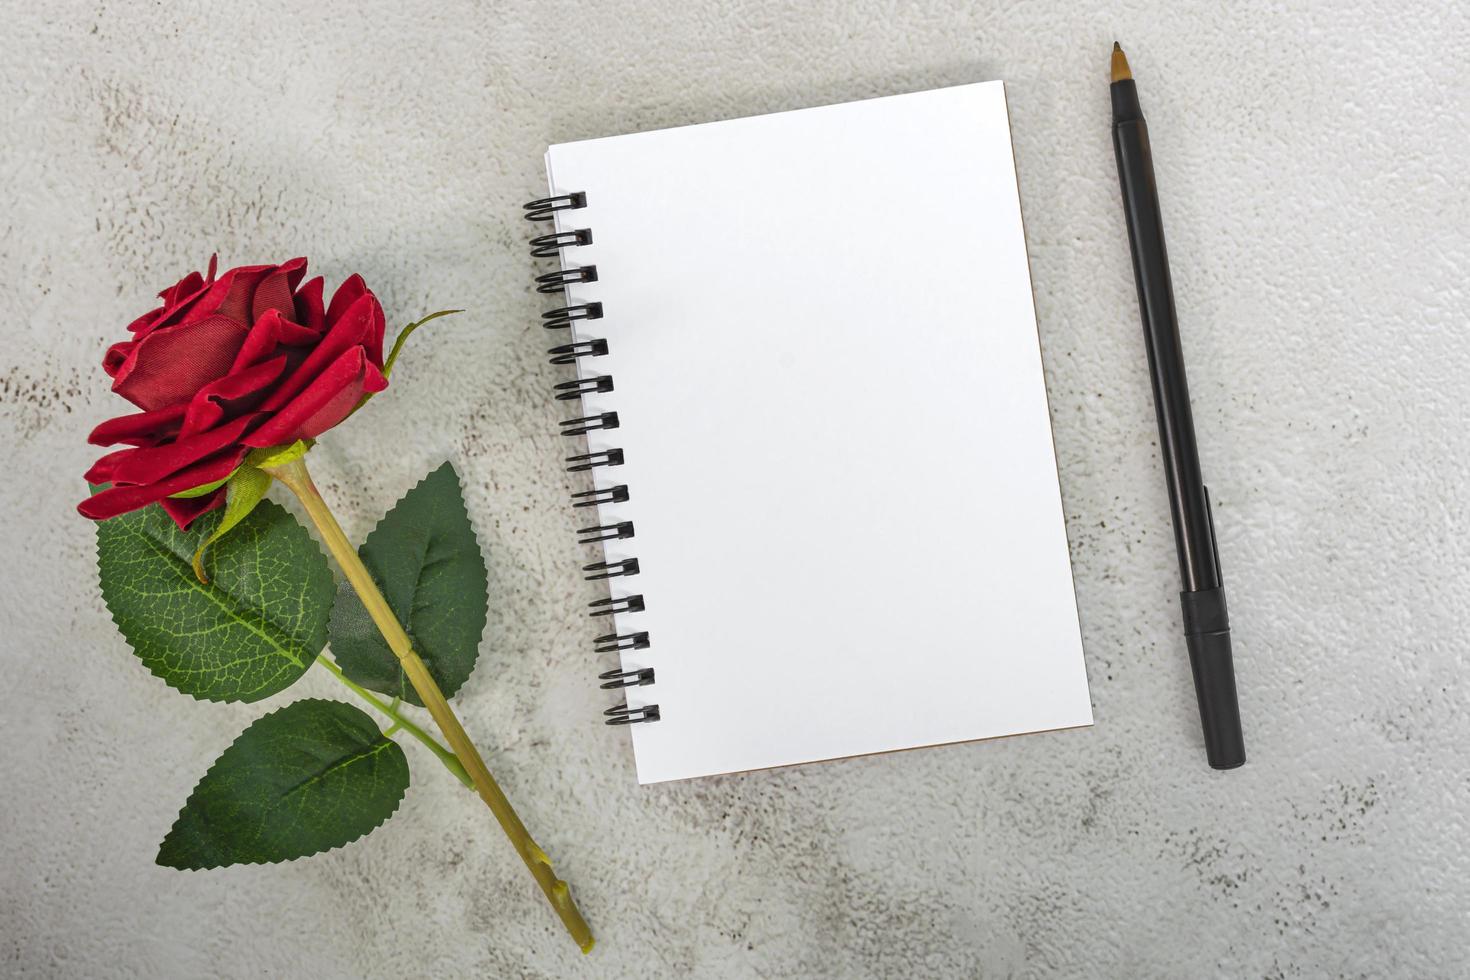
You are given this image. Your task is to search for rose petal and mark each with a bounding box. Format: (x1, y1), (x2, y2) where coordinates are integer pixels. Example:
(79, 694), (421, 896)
(104, 413), (257, 486)
(159, 488), (227, 528)
(122, 269), (203, 337)
(326, 274), (368, 325)
(110, 314), (250, 411)
(257, 293), (381, 413)
(228, 310), (279, 373)
(84, 448), (133, 484)
(364, 289), (385, 366)
(124, 306), (165, 336)
(78, 448), (246, 527)
(294, 276), (325, 333)
(127, 269), (216, 340)
(204, 263), (272, 324)
(244, 348), (386, 447)
(160, 270), (205, 308)
(179, 355), (287, 438)
(322, 276), (385, 364)
(175, 264), (250, 326)
(230, 309), (321, 375)
(88, 402), (188, 447)
(103, 339), (135, 378)
(250, 257), (308, 324)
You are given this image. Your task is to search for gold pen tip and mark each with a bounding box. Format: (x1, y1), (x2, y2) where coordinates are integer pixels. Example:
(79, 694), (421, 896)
(1110, 42), (1132, 82)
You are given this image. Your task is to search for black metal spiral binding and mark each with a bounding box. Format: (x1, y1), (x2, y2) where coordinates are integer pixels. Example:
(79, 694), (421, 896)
(548, 339), (609, 364)
(554, 376), (613, 400)
(560, 412), (619, 436)
(543, 303), (603, 331)
(530, 228), (592, 256)
(602, 702), (661, 725)
(536, 266), (598, 293)
(528, 189), (659, 725)
(524, 192), (586, 222)
(584, 558), (639, 579)
(589, 594), (645, 616)
(605, 703), (660, 725)
(572, 485), (629, 508)
(600, 667), (655, 689)
(565, 449), (623, 472)
(595, 631), (650, 652)
(578, 521), (634, 544)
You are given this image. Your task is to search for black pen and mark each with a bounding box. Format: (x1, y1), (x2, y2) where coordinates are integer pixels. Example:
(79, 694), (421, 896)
(1110, 43), (1245, 770)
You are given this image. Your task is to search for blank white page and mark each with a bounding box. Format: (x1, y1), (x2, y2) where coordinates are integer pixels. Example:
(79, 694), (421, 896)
(545, 81), (1091, 784)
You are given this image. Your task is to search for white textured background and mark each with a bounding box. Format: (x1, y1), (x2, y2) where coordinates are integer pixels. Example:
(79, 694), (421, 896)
(3, 1), (1467, 977)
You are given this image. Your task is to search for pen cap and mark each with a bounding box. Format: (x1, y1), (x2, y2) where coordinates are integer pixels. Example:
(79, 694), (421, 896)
(1186, 630), (1246, 769)
(1181, 587), (1246, 770)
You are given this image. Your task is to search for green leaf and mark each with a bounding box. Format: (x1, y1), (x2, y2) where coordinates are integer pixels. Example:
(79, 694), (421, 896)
(97, 498), (334, 702)
(191, 465), (272, 583)
(157, 699), (409, 869)
(329, 462), (487, 705)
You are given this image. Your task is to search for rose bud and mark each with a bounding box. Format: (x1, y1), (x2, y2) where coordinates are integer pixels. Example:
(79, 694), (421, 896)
(79, 257), (387, 527)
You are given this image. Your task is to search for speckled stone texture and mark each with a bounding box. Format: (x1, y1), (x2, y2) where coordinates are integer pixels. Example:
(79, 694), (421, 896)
(3, 1), (1467, 977)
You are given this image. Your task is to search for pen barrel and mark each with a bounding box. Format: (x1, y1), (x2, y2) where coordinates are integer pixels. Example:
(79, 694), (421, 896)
(1113, 73), (1243, 771)
(1112, 116), (1219, 592)
(1181, 587), (1245, 769)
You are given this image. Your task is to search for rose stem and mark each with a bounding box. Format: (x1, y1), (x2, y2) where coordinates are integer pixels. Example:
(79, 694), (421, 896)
(265, 456), (595, 954)
(315, 654), (472, 789)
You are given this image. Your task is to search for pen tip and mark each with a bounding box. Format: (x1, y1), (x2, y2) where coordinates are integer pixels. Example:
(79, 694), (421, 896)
(1110, 42), (1132, 82)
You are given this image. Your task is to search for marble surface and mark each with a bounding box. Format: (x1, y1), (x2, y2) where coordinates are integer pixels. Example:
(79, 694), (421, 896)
(3, 1), (1467, 976)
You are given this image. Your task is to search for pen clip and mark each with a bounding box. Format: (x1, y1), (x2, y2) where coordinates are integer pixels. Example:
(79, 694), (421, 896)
(1204, 485), (1223, 585)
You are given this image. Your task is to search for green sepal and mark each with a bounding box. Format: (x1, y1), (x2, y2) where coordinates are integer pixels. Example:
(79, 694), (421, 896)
(191, 466), (272, 583)
(156, 699), (410, 869)
(96, 498), (333, 702)
(383, 309), (462, 380)
(169, 475), (233, 499)
(329, 462), (488, 705)
(245, 439), (314, 470)
(353, 309), (462, 413)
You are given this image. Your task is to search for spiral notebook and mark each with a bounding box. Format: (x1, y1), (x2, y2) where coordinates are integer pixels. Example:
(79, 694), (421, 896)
(527, 80), (1092, 784)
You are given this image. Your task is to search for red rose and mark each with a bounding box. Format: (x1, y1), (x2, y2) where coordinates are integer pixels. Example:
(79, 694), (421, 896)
(79, 256), (387, 527)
